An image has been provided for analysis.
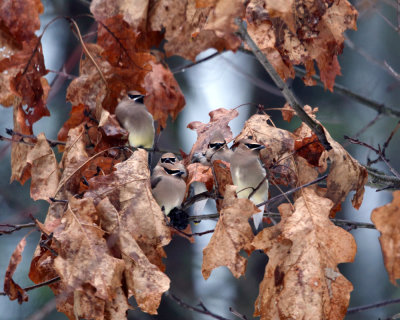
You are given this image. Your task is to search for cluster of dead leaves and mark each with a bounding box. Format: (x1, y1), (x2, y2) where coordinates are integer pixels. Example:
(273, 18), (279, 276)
(3, 0), (399, 320)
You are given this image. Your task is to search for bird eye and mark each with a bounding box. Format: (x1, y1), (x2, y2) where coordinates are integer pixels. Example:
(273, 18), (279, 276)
(127, 94), (145, 103)
(161, 157), (176, 164)
(245, 143), (264, 149)
(209, 142), (225, 149)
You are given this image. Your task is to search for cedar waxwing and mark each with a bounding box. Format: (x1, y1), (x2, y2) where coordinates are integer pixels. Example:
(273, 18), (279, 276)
(153, 153), (180, 176)
(205, 131), (233, 163)
(151, 162), (187, 215)
(230, 138), (268, 231)
(158, 152), (177, 164)
(115, 91), (155, 148)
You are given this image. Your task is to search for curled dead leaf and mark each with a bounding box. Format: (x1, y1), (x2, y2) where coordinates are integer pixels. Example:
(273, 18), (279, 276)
(202, 185), (258, 279)
(252, 189), (356, 320)
(371, 191), (400, 286)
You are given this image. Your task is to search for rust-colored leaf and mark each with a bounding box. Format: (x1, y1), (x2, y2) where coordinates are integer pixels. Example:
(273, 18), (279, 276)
(252, 189), (356, 320)
(294, 133), (325, 167)
(202, 185), (258, 279)
(371, 191), (400, 286)
(57, 104), (91, 144)
(245, 0), (358, 90)
(26, 133), (61, 201)
(4, 235), (29, 304)
(144, 60), (186, 130)
(10, 103), (33, 184)
(85, 149), (171, 271)
(149, 0), (245, 60)
(186, 108), (238, 164)
(97, 197), (170, 314)
(281, 103), (295, 122)
(186, 163), (214, 193)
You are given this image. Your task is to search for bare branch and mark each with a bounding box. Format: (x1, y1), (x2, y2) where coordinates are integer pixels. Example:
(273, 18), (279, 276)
(229, 307), (249, 320)
(172, 51), (220, 74)
(6, 128), (66, 147)
(347, 297), (400, 314)
(0, 276), (61, 296)
(166, 292), (231, 320)
(0, 223), (37, 236)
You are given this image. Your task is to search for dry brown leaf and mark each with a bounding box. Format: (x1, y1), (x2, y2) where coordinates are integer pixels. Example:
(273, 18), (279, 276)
(91, 0), (149, 31)
(252, 189), (356, 320)
(97, 197), (170, 314)
(57, 125), (89, 197)
(202, 185), (258, 279)
(10, 103), (33, 184)
(144, 60), (186, 130)
(85, 149), (171, 271)
(3, 235), (29, 304)
(53, 197), (125, 314)
(371, 191), (400, 286)
(186, 107), (238, 164)
(26, 133), (60, 201)
(186, 163), (214, 193)
(246, 0), (358, 90)
(149, 0), (245, 60)
(212, 160), (233, 210)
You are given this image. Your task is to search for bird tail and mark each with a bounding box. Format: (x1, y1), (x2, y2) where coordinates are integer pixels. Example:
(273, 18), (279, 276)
(252, 205), (264, 233)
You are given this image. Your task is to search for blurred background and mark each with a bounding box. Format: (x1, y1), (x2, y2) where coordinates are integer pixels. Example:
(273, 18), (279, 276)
(1, 0), (400, 319)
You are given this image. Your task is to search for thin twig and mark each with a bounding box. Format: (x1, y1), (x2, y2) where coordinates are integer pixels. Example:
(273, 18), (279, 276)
(294, 66), (400, 119)
(235, 19), (332, 151)
(172, 227), (215, 238)
(172, 51), (221, 74)
(166, 292), (231, 320)
(0, 223), (37, 236)
(0, 277), (61, 296)
(229, 307), (249, 320)
(345, 136), (400, 179)
(347, 297), (400, 314)
(6, 129), (66, 147)
(182, 191), (218, 211)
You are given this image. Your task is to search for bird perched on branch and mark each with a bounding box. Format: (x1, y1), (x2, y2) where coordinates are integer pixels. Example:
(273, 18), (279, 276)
(230, 138), (268, 231)
(151, 161), (187, 216)
(205, 131), (233, 164)
(115, 91), (155, 148)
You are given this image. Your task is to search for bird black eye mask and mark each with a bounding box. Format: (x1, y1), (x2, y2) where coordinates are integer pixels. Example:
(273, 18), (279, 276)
(128, 93), (145, 104)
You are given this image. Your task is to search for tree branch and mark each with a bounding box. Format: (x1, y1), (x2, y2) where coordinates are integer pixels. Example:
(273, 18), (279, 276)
(0, 276), (61, 296)
(0, 223), (37, 236)
(235, 19), (332, 151)
(347, 297), (400, 314)
(166, 292), (231, 320)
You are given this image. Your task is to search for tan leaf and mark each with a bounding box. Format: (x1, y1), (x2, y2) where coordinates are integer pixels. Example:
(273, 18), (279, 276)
(202, 185), (258, 279)
(144, 60), (186, 130)
(85, 149), (171, 270)
(186, 107), (238, 164)
(186, 163), (214, 193)
(57, 125), (89, 197)
(3, 235), (29, 303)
(149, 0), (245, 60)
(97, 197), (170, 314)
(246, 0), (358, 90)
(91, 0), (149, 30)
(26, 133), (61, 201)
(53, 197), (125, 302)
(10, 103), (33, 184)
(371, 191), (400, 286)
(252, 189), (356, 320)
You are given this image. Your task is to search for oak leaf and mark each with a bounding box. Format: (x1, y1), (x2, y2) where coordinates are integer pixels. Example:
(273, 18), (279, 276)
(26, 133), (61, 201)
(371, 191), (400, 286)
(85, 149), (171, 271)
(253, 189), (356, 320)
(245, 0), (358, 91)
(3, 235), (29, 304)
(53, 197), (125, 316)
(97, 197), (170, 314)
(149, 0), (245, 60)
(186, 107), (238, 164)
(144, 60), (186, 129)
(202, 185), (258, 279)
